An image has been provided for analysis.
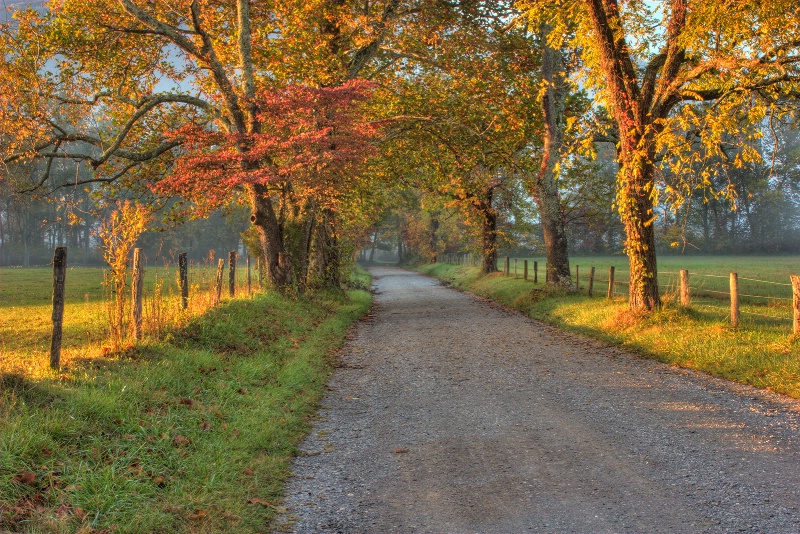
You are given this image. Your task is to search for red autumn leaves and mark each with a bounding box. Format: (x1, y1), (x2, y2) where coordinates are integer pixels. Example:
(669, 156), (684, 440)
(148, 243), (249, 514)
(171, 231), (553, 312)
(155, 80), (379, 212)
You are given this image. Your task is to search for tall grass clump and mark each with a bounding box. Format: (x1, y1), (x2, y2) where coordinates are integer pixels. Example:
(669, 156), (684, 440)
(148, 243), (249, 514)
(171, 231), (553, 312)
(95, 201), (151, 350)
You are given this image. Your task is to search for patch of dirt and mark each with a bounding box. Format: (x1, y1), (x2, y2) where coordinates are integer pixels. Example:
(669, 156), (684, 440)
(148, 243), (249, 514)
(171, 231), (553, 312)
(277, 266), (800, 533)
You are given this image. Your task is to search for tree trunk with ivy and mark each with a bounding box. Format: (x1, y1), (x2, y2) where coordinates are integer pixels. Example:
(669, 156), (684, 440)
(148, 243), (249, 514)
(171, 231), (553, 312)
(533, 23), (573, 289)
(617, 138), (661, 309)
(249, 184), (290, 288)
(477, 192), (498, 274)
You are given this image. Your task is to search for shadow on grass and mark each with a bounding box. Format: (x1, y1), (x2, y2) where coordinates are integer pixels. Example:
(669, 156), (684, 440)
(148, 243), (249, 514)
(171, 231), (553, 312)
(0, 372), (62, 407)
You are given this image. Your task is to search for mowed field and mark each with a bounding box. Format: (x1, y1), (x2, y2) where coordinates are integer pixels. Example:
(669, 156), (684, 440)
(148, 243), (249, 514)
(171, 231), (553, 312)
(503, 255), (800, 321)
(0, 262), (244, 376)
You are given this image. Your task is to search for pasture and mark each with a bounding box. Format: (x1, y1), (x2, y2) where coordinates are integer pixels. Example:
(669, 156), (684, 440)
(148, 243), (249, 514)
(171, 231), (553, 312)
(1, 262), (246, 376)
(500, 255), (800, 327)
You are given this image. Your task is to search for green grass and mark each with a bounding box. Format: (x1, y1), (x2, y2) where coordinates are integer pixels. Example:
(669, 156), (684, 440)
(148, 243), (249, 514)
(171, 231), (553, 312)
(0, 263), (254, 375)
(0, 267), (371, 533)
(498, 255), (800, 326)
(418, 261), (800, 399)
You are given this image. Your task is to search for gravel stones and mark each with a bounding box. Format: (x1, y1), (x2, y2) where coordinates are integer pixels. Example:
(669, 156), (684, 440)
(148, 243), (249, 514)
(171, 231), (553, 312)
(277, 267), (800, 533)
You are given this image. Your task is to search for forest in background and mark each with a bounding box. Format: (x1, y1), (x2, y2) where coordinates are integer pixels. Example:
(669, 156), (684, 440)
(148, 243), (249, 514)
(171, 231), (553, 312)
(1, 0), (799, 309)
(4, 120), (799, 267)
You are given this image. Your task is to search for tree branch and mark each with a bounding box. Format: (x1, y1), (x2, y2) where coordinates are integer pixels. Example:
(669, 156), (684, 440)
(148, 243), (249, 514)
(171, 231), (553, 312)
(118, 0), (246, 133)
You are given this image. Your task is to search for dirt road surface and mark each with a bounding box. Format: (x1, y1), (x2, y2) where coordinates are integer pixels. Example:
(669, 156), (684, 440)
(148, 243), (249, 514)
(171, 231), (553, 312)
(278, 266), (800, 533)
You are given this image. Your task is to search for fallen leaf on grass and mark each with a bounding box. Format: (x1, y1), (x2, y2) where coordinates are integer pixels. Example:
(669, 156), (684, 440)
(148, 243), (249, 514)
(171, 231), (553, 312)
(55, 503), (71, 517)
(188, 509), (206, 520)
(12, 471), (36, 486)
(247, 498), (271, 507)
(152, 475), (166, 487)
(242, 468), (254, 476)
(179, 398), (193, 406)
(73, 507), (87, 521)
(173, 435), (191, 446)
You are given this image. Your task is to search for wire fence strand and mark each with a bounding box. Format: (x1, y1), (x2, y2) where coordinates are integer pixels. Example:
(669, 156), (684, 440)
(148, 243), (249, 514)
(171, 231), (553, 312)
(486, 258), (798, 329)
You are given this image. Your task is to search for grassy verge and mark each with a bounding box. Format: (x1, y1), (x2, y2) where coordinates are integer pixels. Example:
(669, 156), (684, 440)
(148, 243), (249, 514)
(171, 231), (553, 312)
(417, 263), (800, 399)
(0, 282), (371, 533)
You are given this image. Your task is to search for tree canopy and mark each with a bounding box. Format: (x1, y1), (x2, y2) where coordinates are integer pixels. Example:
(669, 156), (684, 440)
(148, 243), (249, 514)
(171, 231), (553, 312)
(1, 0), (799, 308)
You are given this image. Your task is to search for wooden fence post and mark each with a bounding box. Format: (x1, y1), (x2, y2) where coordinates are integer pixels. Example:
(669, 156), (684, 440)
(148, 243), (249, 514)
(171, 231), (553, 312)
(247, 255), (252, 296)
(228, 251), (236, 298)
(50, 247), (67, 370)
(504, 256), (510, 276)
(534, 261), (538, 284)
(514, 259), (518, 278)
(588, 266), (596, 297)
(730, 272), (739, 328)
(680, 269), (690, 306)
(214, 258), (224, 306)
(524, 260), (528, 281)
(792, 275), (800, 335)
(131, 248), (144, 340)
(179, 252), (188, 310)
(607, 266), (615, 299)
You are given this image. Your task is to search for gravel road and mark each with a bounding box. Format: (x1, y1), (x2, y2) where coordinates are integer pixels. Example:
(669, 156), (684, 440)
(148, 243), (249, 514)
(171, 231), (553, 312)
(277, 266), (800, 533)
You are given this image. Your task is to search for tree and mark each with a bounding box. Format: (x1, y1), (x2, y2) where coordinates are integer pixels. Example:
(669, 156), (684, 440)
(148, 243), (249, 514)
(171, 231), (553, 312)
(0, 1), (388, 289)
(376, 3), (545, 273)
(531, 22), (574, 286)
(520, 0), (800, 310)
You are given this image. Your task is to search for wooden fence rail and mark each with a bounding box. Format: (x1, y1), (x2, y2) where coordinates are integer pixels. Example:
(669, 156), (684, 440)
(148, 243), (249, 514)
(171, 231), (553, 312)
(438, 254), (800, 333)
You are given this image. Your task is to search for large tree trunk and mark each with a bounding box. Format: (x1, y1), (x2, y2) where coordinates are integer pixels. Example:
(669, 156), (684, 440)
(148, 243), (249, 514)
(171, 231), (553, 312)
(539, 192), (572, 287)
(618, 145), (661, 310)
(477, 193), (498, 274)
(429, 213), (439, 263)
(248, 184), (290, 288)
(531, 24), (573, 288)
(582, 0), (670, 310)
(280, 193), (316, 292)
(368, 228), (378, 262)
(313, 208), (341, 288)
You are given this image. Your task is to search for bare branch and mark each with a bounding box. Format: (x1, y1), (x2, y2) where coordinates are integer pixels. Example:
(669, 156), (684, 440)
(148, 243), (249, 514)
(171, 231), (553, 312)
(347, 0), (401, 79)
(118, 0), (246, 133)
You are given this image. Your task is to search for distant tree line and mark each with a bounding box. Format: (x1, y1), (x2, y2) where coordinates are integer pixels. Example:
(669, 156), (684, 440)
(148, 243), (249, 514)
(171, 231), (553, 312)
(0, 173), (248, 267)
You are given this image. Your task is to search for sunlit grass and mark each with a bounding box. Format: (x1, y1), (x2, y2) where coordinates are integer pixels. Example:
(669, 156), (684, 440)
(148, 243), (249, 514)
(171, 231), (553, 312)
(0, 263), (260, 377)
(419, 261), (800, 399)
(0, 265), (371, 533)
(504, 254), (800, 301)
